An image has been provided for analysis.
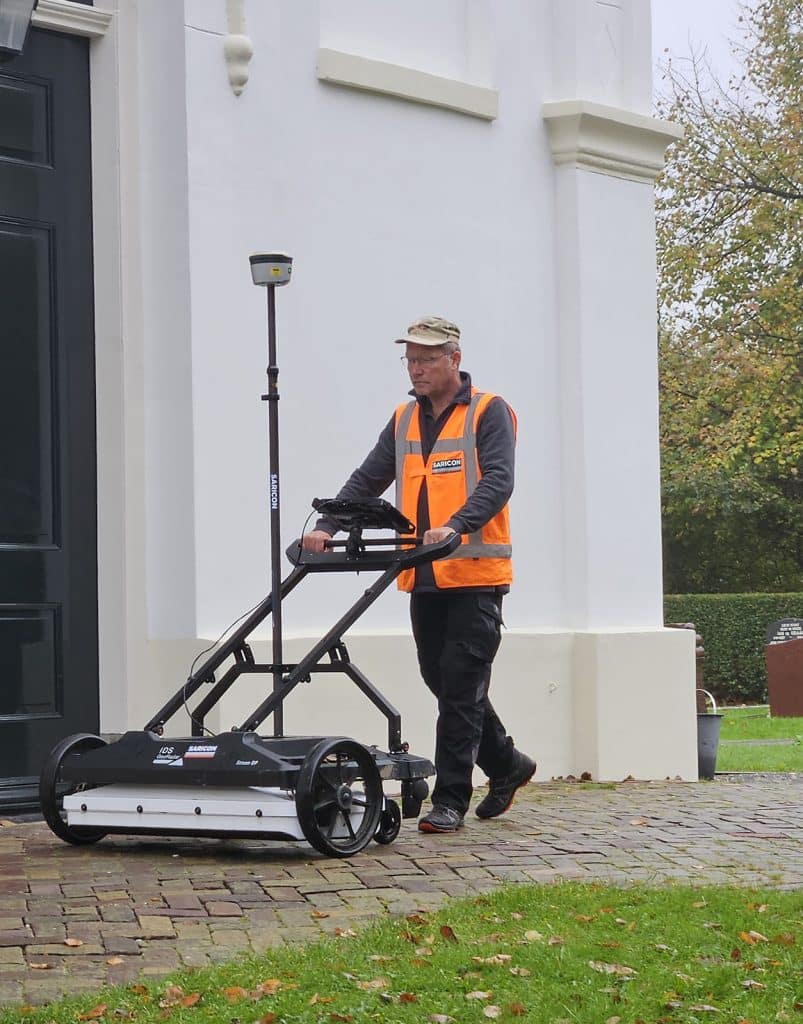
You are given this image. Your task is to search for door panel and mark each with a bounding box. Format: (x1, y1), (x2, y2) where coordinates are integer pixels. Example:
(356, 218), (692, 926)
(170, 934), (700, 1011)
(0, 222), (54, 545)
(0, 29), (97, 807)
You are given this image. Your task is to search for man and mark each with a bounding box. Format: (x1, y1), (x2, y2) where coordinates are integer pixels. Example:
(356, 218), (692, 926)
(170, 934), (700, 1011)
(302, 316), (535, 833)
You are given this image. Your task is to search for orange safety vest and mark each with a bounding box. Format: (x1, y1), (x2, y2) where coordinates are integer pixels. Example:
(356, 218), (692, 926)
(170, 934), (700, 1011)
(394, 389), (516, 591)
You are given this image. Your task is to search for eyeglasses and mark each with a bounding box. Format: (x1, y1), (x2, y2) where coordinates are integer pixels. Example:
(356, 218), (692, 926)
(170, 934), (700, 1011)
(401, 353), (450, 369)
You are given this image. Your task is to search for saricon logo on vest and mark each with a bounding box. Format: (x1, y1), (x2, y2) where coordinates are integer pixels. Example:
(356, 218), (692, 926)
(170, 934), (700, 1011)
(431, 457), (463, 474)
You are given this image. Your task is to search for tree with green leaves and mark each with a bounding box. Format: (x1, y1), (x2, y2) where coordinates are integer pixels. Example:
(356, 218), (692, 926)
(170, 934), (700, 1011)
(656, 0), (802, 593)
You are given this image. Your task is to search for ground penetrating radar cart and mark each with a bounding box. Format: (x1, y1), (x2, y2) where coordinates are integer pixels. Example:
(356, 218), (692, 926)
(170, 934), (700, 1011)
(39, 254), (458, 858)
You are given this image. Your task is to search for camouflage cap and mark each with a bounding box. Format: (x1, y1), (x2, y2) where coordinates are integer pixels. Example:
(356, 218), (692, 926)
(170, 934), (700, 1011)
(395, 315), (461, 347)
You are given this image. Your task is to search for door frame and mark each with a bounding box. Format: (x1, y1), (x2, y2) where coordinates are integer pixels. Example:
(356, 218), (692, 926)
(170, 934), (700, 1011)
(33, 0), (138, 737)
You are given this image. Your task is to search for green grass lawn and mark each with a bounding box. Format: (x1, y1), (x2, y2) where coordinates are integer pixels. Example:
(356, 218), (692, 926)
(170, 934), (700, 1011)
(720, 706), (803, 741)
(4, 882), (800, 1024)
(716, 706), (803, 772)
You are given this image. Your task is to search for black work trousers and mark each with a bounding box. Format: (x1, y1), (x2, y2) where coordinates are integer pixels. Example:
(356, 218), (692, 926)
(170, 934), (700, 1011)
(410, 590), (516, 815)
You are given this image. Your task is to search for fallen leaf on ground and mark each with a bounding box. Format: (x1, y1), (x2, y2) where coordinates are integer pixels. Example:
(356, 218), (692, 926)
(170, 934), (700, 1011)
(741, 979), (766, 990)
(523, 930), (544, 942)
(64, 938), (84, 947)
(330, 1014), (352, 1022)
(355, 978), (389, 991)
(483, 1006), (502, 1018)
(688, 1004), (720, 1013)
(334, 927), (358, 938)
(308, 994), (334, 1005)
(414, 947), (433, 957)
(472, 954), (512, 965)
(507, 1003), (527, 1016)
(180, 993), (202, 1007)
(429, 1016), (455, 1023)
(511, 912), (523, 921)
(548, 935), (565, 946)
(509, 966), (531, 977)
(773, 932), (795, 946)
(399, 992), (418, 1003)
(630, 817), (648, 826)
(407, 913), (429, 925)
(105, 956), (124, 966)
(311, 909), (329, 919)
(369, 954), (393, 962)
(440, 925), (458, 942)
(692, 899), (707, 908)
(731, 947), (742, 961)
(128, 985), (148, 996)
(221, 985), (248, 1003)
(253, 979), (283, 996)
(588, 961), (636, 976)
(158, 985), (186, 1008)
(77, 1006), (107, 1021)
(29, 963), (51, 970)
(575, 914), (595, 922)
(255, 1015), (277, 1024)
(466, 990), (493, 1000)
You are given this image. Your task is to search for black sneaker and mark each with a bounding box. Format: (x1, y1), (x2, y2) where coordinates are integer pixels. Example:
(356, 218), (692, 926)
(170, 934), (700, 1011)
(475, 753), (536, 819)
(418, 804), (465, 833)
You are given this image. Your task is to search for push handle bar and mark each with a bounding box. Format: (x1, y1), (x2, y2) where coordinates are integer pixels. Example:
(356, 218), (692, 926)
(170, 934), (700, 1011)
(286, 530), (461, 570)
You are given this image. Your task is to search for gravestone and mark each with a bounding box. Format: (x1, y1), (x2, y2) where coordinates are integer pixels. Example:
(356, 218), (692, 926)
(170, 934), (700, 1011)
(764, 618), (803, 717)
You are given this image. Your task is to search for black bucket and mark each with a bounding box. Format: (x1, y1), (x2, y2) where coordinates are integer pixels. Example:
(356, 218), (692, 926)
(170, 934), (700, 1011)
(696, 688), (722, 780)
(697, 712), (722, 779)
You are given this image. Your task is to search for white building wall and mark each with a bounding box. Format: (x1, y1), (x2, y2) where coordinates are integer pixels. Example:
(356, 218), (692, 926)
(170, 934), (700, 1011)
(180, 0), (563, 640)
(90, 0), (697, 782)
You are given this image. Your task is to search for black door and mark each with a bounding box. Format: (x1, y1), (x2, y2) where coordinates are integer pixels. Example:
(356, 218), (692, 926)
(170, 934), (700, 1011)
(0, 28), (98, 810)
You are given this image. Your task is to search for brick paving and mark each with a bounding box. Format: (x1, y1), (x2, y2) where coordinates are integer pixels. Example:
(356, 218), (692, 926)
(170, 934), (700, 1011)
(0, 774), (800, 1008)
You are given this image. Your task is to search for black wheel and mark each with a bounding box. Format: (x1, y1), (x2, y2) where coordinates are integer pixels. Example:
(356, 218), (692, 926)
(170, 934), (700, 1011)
(39, 733), (108, 845)
(295, 737), (383, 858)
(374, 797), (401, 845)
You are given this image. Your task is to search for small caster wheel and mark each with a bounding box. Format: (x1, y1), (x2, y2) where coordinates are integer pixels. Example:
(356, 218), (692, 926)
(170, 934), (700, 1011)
(39, 733), (108, 845)
(374, 798), (401, 845)
(401, 776), (430, 818)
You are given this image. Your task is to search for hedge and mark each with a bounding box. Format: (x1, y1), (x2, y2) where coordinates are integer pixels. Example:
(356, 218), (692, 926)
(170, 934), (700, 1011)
(664, 593), (803, 705)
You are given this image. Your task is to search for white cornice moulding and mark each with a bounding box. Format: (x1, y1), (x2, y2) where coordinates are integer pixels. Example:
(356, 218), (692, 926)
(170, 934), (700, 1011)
(542, 100), (683, 184)
(316, 48), (498, 121)
(32, 0), (112, 37)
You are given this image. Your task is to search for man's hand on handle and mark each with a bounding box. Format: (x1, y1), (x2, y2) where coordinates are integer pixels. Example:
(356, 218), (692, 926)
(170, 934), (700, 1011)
(422, 526), (457, 545)
(301, 530), (333, 553)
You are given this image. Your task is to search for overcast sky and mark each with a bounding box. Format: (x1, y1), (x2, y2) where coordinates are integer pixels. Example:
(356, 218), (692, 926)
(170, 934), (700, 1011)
(651, 0), (746, 86)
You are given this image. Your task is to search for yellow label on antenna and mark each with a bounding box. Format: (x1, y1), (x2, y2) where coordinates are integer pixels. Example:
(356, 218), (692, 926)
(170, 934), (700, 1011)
(271, 267), (281, 276)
